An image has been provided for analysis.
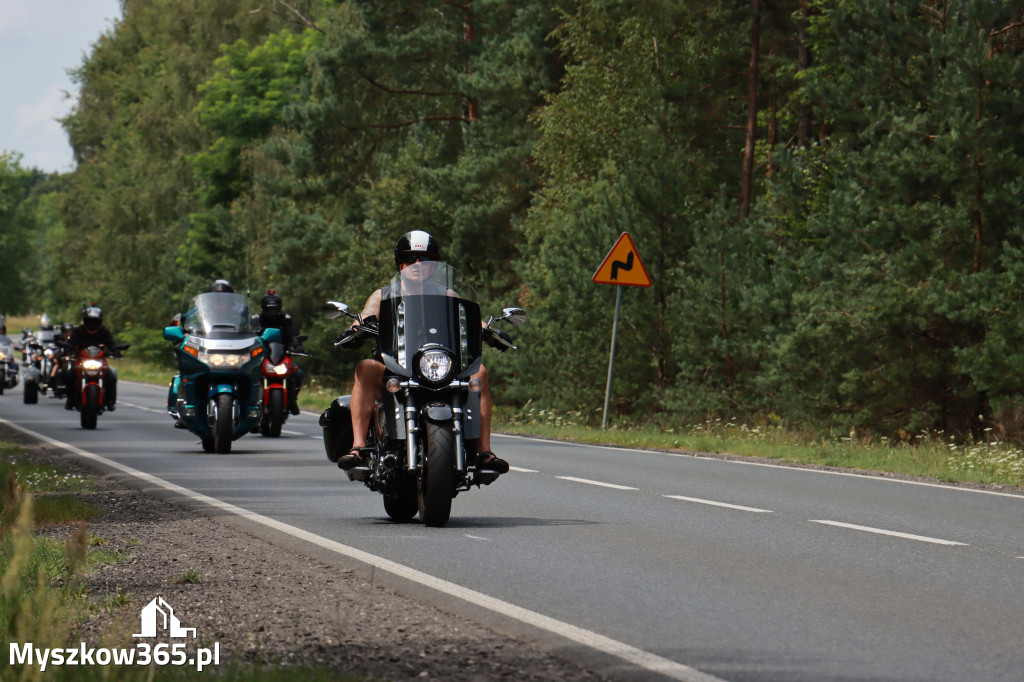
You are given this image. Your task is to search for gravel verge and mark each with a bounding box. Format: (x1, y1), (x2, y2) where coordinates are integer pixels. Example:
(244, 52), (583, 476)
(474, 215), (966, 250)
(4, 428), (612, 682)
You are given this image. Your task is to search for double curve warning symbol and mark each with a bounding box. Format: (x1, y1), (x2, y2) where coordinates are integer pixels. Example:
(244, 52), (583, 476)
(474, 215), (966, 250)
(593, 232), (652, 287)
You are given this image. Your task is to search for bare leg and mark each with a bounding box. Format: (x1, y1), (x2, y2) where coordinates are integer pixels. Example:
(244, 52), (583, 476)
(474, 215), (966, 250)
(474, 364), (492, 453)
(350, 359), (384, 448)
(473, 364), (508, 473)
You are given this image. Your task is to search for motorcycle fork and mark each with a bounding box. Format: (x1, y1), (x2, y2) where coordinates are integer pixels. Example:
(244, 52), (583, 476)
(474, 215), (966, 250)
(81, 375), (104, 406)
(403, 392), (467, 473)
(404, 400), (418, 473)
(451, 393), (466, 472)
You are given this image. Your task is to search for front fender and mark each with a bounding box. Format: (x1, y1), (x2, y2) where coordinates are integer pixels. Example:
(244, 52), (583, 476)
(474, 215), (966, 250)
(208, 383), (236, 397)
(422, 404), (453, 422)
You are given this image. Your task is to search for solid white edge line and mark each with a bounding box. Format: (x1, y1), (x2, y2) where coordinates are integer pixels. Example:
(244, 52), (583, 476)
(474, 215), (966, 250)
(557, 476), (638, 491)
(0, 417), (723, 682)
(663, 495), (773, 514)
(810, 520), (967, 546)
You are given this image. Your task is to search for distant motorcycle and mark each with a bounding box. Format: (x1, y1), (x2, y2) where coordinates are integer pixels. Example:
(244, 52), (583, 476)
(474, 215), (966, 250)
(20, 331), (47, 404)
(0, 339), (19, 395)
(164, 291), (282, 453)
(259, 335), (307, 437)
(320, 261), (524, 527)
(63, 342), (129, 429)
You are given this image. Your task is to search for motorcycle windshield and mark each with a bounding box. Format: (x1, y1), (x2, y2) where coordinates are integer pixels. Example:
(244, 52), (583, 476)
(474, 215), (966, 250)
(379, 262), (482, 377)
(182, 292), (258, 337)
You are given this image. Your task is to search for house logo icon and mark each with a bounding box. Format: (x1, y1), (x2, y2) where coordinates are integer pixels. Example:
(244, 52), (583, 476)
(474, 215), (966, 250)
(133, 597), (197, 639)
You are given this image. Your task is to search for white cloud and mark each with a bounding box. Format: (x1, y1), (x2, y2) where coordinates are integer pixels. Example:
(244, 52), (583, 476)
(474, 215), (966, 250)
(15, 85), (72, 134)
(12, 85), (75, 171)
(0, 1), (121, 172)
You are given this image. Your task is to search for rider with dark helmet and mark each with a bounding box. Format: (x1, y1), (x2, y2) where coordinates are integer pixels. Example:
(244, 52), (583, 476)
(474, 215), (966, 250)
(259, 289), (306, 415)
(337, 230), (509, 474)
(64, 304), (121, 411)
(168, 279), (246, 423)
(49, 322), (77, 395)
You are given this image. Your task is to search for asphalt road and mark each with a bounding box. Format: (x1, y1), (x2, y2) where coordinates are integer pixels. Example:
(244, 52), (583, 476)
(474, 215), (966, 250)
(2, 380), (1023, 682)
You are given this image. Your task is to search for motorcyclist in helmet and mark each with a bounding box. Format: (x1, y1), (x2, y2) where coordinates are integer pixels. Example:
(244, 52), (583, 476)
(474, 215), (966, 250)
(0, 316), (12, 348)
(64, 304), (122, 411)
(168, 279), (246, 423)
(38, 314), (56, 345)
(49, 322), (76, 396)
(258, 289), (306, 415)
(336, 230), (510, 475)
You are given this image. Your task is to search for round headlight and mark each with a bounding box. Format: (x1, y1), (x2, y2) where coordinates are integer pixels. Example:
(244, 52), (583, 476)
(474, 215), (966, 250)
(418, 349), (453, 384)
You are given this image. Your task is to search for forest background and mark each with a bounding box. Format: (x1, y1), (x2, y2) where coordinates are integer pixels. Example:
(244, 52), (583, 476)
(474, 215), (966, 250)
(2, 0), (1024, 441)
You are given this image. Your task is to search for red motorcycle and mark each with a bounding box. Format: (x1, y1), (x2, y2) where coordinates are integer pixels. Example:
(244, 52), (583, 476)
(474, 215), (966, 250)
(69, 343), (129, 429)
(259, 337), (306, 437)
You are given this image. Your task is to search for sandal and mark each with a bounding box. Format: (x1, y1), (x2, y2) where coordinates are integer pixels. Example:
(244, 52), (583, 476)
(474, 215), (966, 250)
(476, 451), (509, 474)
(338, 447), (368, 471)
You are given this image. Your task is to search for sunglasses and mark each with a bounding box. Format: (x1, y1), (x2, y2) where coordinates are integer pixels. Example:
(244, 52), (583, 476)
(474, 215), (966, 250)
(398, 254), (438, 265)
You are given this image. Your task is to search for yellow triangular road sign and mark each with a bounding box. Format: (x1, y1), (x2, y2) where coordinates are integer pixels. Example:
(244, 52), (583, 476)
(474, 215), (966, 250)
(593, 232), (651, 287)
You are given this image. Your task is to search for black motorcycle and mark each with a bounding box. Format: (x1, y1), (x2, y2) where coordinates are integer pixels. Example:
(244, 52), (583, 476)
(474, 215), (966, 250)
(20, 330), (51, 404)
(0, 336), (18, 395)
(320, 261), (524, 526)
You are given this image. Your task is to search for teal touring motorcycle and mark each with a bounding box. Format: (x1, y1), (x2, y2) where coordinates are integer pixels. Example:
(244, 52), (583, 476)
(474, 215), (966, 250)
(164, 291), (281, 453)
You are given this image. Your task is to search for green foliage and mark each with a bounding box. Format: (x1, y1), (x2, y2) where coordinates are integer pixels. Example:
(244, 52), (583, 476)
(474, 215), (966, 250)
(0, 154), (57, 313)
(5, 0), (1023, 440)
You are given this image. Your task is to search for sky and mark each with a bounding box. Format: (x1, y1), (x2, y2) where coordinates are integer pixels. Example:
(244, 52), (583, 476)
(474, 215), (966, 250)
(0, 0), (123, 174)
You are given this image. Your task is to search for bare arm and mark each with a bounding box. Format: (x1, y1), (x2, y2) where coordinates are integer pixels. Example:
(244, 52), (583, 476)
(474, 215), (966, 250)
(353, 289), (381, 328)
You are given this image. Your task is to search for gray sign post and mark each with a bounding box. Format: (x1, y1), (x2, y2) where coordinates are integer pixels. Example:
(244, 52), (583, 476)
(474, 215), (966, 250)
(592, 233), (652, 430)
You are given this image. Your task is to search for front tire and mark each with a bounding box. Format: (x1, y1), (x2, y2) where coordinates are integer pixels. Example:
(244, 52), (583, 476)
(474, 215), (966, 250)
(213, 393), (234, 454)
(24, 380), (38, 404)
(384, 475), (419, 521)
(264, 389), (284, 437)
(418, 420), (455, 527)
(81, 385), (99, 430)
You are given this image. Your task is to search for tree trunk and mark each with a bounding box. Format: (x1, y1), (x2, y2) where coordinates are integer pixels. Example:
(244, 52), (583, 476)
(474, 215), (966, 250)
(798, 0), (812, 147)
(739, 0), (761, 219)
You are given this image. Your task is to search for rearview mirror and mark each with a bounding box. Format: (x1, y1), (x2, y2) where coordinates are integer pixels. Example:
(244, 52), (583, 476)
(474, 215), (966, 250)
(322, 301), (350, 320)
(502, 307), (526, 327)
(163, 326), (184, 343)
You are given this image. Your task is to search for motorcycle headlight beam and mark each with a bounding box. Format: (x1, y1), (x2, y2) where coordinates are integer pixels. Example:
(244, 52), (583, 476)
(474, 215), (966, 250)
(81, 359), (104, 371)
(199, 351), (247, 368)
(416, 349), (454, 385)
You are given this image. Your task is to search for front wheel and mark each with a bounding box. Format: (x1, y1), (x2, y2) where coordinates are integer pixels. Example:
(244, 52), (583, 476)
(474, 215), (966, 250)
(384, 475), (419, 522)
(213, 393), (234, 454)
(417, 420), (455, 527)
(264, 389), (284, 438)
(24, 380), (38, 404)
(81, 385), (99, 429)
